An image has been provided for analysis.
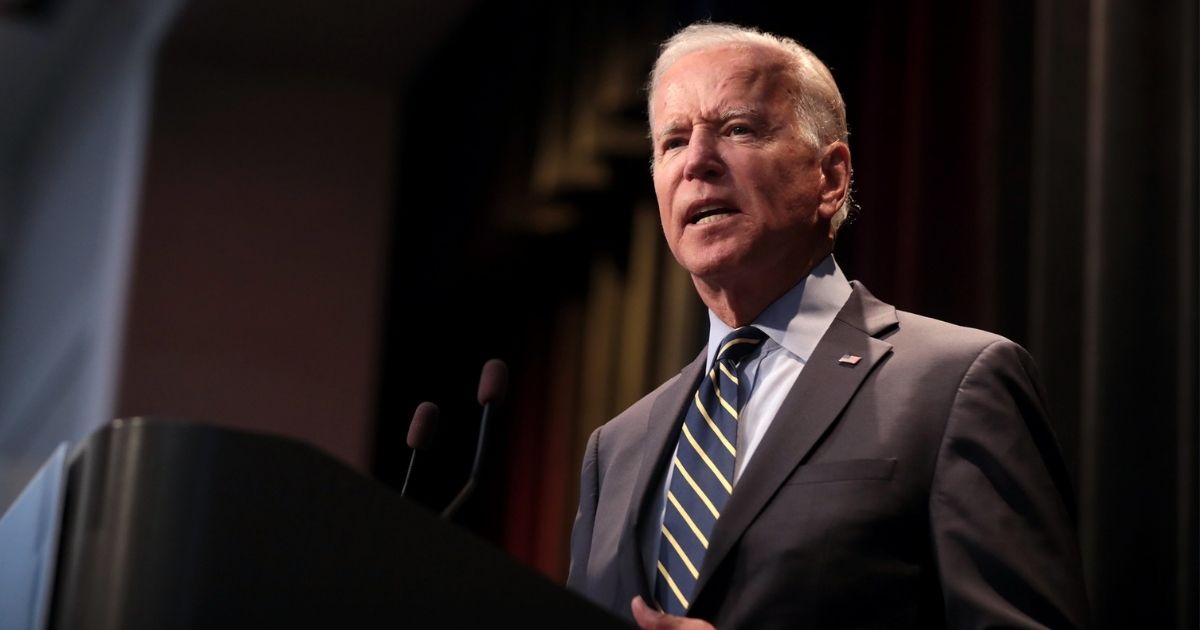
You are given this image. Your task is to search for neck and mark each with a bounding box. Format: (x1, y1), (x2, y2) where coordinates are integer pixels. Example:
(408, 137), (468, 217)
(694, 249), (831, 327)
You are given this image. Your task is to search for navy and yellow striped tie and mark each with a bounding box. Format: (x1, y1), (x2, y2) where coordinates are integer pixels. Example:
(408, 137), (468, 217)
(655, 326), (767, 615)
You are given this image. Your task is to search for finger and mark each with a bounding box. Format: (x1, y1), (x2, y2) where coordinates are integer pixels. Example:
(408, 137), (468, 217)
(631, 596), (666, 629)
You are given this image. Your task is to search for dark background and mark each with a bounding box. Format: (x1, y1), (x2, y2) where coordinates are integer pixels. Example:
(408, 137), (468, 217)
(101, 0), (1198, 628)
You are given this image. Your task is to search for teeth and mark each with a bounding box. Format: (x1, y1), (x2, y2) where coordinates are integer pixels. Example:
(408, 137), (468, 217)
(696, 213), (730, 225)
(691, 205), (735, 225)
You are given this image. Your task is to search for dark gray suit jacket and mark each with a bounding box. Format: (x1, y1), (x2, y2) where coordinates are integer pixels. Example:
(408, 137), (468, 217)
(566, 282), (1088, 629)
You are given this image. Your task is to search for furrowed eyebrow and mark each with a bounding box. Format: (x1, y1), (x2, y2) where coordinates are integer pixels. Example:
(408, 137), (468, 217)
(655, 123), (689, 142)
(716, 107), (761, 124)
(654, 107), (765, 142)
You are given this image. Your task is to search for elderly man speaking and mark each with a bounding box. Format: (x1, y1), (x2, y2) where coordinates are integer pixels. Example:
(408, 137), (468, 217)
(566, 22), (1088, 630)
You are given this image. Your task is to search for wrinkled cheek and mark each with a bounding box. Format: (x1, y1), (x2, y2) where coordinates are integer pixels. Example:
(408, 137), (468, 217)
(653, 190), (677, 242)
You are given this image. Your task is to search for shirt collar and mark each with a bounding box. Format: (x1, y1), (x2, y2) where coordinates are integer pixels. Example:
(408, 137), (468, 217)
(705, 255), (853, 368)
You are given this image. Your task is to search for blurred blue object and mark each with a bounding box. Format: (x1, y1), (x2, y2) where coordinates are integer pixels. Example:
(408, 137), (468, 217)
(0, 0), (182, 513)
(0, 443), (67, 630)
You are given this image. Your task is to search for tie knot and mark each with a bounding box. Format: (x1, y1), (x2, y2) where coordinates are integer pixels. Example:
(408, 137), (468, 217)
(715, 326), (767, 365)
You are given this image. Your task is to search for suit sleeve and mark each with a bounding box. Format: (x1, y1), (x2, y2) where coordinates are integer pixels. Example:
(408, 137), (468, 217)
(566, 426), (602, 593)
(930, 339), (1090, 628)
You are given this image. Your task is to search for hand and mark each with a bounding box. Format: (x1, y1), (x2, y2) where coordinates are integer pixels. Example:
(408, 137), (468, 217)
(630, 596), (716, 630)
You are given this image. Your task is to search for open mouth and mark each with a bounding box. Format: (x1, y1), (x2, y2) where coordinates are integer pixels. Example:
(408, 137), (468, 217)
(689, 206), (739, 225)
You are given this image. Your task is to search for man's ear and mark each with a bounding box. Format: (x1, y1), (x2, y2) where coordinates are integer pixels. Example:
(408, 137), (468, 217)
(817, 142), (851, 220)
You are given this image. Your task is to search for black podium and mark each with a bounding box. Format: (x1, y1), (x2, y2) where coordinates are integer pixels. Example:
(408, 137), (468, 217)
(35, 418), (626, 629)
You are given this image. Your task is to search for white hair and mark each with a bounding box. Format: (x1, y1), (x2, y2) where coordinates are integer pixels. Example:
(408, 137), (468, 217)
(648, 23), (854, 230)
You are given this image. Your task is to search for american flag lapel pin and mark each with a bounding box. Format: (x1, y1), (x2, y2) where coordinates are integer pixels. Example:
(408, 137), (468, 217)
(838, 354), (862, 366)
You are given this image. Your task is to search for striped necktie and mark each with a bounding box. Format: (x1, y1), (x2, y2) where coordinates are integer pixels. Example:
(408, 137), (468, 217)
(655, 326), (767, 615)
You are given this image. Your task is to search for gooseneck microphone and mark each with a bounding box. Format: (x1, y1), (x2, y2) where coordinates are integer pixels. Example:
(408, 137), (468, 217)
(441, 359), (508, 520)
(401, 402), (439, 498)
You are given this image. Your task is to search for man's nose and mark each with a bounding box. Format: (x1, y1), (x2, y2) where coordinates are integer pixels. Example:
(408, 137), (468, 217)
(683, 132), (726, 181)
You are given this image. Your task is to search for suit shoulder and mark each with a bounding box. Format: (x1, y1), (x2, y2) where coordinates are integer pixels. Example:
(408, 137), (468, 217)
(602, 367), (691, 436)
(891, 309), (1028, 359)
(884, 310), (1045, 405)
(847, 282), (1028, 362)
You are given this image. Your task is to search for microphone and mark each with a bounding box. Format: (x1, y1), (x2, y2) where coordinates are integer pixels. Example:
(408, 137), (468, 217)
(401, 402), (439, 498)
(441, 359), (508, 520)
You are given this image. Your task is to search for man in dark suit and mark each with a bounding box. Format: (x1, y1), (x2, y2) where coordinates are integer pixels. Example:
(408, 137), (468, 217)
(566, 22), (1089, 629)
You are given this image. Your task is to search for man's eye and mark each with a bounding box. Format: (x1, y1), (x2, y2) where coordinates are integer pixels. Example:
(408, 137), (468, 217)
(663, 138), (687, 151)
(728, 125), (753, 136)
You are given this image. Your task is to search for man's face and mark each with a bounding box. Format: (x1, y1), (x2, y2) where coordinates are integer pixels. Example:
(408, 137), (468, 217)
(651, 45), (837, 288)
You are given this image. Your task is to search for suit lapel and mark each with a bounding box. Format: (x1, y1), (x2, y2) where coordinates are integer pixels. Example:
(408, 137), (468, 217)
(691, 282), (898, 603)
(616, 350), (706, 601)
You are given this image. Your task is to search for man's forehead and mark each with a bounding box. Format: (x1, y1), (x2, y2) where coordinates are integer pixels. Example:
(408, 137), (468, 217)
(651, 47), (793, 132)
(663, 46), (785, 90)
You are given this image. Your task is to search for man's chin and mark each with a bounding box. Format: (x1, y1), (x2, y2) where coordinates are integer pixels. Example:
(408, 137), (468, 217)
(677, 251), (728, 273)
(682, 257), (757, 288)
